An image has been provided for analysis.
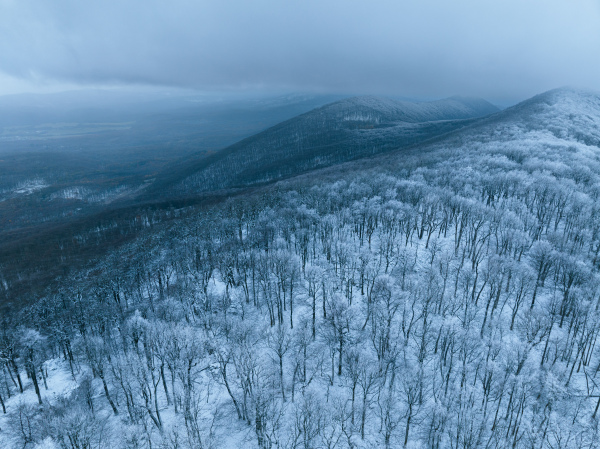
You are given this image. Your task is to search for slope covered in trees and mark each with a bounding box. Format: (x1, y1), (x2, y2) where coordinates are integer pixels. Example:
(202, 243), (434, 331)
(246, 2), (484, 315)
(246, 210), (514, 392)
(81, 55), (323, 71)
(1, 88), (600, 449)
(146, 95), (499, 197)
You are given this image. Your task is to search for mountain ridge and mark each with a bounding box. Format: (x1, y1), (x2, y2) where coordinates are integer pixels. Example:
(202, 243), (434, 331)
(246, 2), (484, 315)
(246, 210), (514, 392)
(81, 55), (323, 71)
(243, 86), (600, 197)
(141, 95), (500, 199)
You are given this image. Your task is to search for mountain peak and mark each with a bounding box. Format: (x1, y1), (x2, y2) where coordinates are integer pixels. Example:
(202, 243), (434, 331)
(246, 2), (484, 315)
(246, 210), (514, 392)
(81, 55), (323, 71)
(441, 86), (600, 151)
(517, 86), (600, 110)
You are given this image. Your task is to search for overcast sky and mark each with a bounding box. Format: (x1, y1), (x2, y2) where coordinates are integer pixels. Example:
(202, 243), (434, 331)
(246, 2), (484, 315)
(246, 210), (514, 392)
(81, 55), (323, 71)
(1, 0), (599, 104)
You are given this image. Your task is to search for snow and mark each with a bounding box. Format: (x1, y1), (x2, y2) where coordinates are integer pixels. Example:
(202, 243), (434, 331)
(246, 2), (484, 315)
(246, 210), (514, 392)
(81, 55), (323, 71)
(0, 359), (78, 449)
(12, 178), (48, 195)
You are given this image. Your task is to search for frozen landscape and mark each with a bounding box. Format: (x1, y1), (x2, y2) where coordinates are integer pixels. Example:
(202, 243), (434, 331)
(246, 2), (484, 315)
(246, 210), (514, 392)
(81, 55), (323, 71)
(2, 87), (600, 448)
(2, 1), (600, 448)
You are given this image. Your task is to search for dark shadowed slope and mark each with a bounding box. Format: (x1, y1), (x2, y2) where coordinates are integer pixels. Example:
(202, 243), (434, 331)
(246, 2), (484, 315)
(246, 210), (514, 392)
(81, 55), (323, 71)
(0, 91), (342, 234)
(142, 96), (499, 198)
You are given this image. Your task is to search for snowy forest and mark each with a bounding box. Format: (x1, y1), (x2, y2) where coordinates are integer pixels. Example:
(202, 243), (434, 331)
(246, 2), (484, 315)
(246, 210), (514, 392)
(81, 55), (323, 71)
(1, 88), (600, 449)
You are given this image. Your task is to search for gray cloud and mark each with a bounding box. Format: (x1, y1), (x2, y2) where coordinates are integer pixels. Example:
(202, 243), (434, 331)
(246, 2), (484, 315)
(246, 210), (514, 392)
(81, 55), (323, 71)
(1, 0), (599, 103)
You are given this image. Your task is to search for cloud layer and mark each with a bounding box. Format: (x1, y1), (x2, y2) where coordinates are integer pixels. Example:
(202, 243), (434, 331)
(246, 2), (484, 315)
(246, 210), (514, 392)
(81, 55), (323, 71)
(1, 0), (599, 102)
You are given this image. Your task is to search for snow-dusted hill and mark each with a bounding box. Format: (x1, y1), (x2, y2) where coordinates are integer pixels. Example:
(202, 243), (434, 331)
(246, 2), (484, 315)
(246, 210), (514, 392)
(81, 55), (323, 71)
(433, 87), (600, 148)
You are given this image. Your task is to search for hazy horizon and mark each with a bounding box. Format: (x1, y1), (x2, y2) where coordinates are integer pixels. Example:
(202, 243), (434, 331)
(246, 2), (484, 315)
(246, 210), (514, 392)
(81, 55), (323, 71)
(2, 83), (595, 112)
(1, 1), (599, 106)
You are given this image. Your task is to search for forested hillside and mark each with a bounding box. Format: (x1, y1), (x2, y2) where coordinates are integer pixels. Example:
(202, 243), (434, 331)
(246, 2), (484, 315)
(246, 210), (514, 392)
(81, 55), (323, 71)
(1, 88), (600, 449)
(150, 95), (498, 197)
